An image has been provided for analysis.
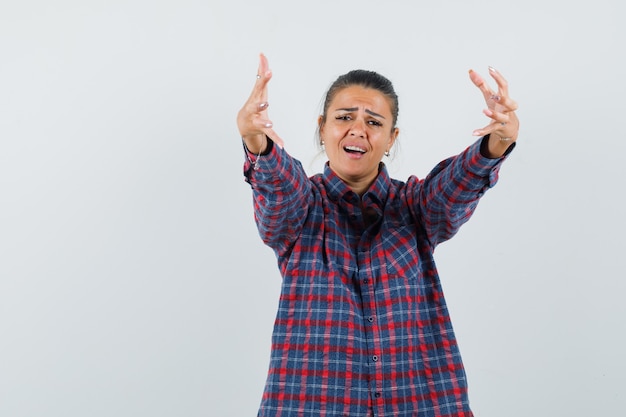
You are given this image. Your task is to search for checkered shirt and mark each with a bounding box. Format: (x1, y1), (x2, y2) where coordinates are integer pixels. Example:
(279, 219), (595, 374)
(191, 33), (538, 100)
(243, 137), (511, 417)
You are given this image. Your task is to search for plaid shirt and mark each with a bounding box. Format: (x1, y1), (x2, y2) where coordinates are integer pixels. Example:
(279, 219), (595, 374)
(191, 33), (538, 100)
(244, 137), (511, 417)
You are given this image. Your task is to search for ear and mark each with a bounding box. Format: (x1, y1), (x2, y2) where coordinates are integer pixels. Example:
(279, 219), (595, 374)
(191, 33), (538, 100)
(317, 115), (325, 141)
(389, 127), (399, 148)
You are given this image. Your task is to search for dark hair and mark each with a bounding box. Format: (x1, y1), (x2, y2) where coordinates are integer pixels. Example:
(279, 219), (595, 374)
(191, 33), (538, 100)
(319, 69), (399, 128)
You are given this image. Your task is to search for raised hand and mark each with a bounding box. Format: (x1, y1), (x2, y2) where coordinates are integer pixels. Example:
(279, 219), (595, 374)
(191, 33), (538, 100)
(237, 53), (284, 153)
(469, 67), (519, 157)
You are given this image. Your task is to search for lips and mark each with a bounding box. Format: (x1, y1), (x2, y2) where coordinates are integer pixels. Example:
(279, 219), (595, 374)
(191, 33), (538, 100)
(344, 145), (366, 154)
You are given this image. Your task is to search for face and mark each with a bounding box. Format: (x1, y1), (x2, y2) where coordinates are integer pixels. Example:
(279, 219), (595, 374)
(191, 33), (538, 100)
(319, 85), (399, 192)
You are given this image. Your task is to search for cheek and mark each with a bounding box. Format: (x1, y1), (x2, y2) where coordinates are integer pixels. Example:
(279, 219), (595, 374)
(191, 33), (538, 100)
(320, 123), (333, 138)
(322, 124), (342, 140)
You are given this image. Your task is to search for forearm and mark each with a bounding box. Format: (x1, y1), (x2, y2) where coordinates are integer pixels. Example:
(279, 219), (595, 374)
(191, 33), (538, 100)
(420, 137), (509, 245)
(244, 142), (311, 256)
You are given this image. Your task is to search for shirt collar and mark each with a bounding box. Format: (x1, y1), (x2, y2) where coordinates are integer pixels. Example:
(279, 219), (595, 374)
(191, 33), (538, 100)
(322, 162), (391, 209)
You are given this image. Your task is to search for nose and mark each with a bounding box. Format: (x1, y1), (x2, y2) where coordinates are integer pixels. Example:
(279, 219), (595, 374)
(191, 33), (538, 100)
(349, 118), (366, 138)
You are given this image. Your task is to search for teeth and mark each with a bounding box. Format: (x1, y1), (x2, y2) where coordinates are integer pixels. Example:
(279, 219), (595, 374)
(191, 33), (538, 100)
(345, 145), (366, 153)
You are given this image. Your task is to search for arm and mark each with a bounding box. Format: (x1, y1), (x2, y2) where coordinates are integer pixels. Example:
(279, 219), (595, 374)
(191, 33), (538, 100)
(416, 136), (510, 247)
(238, 54), (310, 257)
(415, 67), (520, 246)
(243, 139), (312, 257)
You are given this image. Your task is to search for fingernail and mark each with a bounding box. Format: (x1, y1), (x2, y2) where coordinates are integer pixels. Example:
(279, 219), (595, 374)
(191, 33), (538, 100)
(259, 102), (268, 109)
(484, 109), (493, 117)
(264, 122), (273, 128)
(488, 66), (497, 73)
(472, 130), (481, 136)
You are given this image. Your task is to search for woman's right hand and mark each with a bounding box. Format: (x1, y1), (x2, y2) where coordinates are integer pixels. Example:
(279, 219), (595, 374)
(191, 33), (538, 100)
(237, 53), (284, 152)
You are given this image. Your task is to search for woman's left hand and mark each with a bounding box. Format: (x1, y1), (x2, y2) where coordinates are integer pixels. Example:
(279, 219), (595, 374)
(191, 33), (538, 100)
(469, 67), (519, 158)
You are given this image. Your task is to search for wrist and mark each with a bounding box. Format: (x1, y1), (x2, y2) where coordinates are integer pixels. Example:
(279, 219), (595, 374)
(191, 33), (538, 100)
(480, 134), (515, 158)
(242, 134), (267, 154)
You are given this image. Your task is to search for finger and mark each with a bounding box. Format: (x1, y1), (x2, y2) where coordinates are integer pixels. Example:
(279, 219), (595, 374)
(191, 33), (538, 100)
(253, 116), (274, 130)
(257, 53), (272, 80)
(262, 127), (284, 149)
(490, 95), (519, 118)
(469, 69), (493, 102)
(253, 53), (273, 101)
(473, 113), (519, 139)
(483, 108), (509, 124)
(472, 111), (506, 136)
(488, 66), (510, 98)
(497, 96), (518, 112)
(473, 120), (508, 138)
(243, 54), (273, 107)
(470, 69), (503, 113)
(472, 122), (497, 137)
(242, 100), (269, 116)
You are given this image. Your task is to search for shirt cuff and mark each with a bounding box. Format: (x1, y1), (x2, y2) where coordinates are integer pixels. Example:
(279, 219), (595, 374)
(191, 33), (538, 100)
(243, 137), (278, 185)
(466, 136), (514, 189)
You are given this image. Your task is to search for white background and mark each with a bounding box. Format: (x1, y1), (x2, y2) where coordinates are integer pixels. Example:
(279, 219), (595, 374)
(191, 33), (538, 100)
(1, 1), (624, 416)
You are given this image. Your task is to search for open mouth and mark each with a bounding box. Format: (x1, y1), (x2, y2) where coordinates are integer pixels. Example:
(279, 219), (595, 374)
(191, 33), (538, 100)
(344, 145), (366, 154)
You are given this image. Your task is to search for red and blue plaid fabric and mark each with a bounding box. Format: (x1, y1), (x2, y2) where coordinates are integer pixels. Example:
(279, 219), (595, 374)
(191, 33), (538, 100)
(244, 137), (511, 417)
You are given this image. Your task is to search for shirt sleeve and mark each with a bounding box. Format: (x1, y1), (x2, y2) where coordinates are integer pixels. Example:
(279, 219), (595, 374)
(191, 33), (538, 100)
(412, 135), (514, 247)
(243, 138), (312, 257)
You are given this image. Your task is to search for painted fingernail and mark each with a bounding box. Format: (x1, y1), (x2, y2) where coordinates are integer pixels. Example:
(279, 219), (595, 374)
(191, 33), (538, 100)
(490, 94), (501, 101)
(259, 102), (268, 109)
(264, 122), (273, 128)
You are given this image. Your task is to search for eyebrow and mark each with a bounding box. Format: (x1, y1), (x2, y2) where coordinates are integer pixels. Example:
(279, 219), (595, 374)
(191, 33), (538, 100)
(335, 107), (386, 119)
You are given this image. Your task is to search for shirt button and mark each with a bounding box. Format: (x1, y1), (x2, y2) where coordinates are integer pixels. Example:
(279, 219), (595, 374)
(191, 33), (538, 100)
(372, 355), (378, 362)
(374, 392), (381, 398)
(368, 316), (374, 322)
(363, 279), (369, 284)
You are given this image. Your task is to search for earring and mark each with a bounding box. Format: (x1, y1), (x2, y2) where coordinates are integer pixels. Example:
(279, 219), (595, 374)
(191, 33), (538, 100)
(320, 140), (325, 147)
(384, 150), (390, 157)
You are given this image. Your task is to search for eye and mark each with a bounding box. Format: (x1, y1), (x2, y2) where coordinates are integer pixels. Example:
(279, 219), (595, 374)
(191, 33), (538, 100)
(368, 119), (383, 127)
(336, 114), (352, 121)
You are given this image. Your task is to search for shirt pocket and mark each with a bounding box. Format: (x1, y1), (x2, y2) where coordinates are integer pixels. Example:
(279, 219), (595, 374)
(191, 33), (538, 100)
(380, 223), (420, 281)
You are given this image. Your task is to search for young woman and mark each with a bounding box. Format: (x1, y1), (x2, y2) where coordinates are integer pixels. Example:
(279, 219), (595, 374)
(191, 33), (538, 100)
(238, 53), (519, 417)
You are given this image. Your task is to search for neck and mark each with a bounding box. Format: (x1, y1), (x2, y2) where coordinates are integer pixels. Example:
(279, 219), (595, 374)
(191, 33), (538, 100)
(343, 177), (375, 197)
